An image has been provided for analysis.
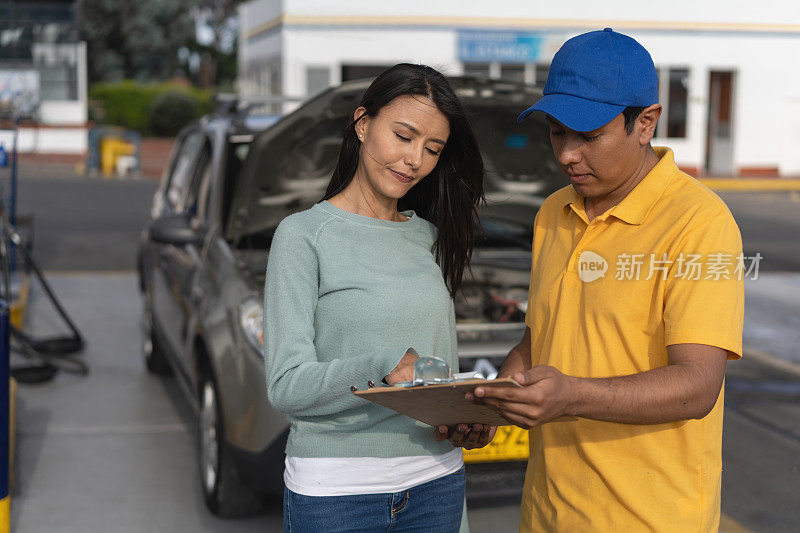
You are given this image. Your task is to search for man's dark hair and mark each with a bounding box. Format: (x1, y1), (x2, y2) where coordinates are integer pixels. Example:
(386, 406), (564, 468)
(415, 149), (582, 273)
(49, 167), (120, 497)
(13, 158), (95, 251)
(622, 106), (646, 134)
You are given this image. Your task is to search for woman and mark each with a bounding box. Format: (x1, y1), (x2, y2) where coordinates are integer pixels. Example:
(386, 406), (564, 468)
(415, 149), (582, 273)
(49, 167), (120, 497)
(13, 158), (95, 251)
(263, 63), (484, 532)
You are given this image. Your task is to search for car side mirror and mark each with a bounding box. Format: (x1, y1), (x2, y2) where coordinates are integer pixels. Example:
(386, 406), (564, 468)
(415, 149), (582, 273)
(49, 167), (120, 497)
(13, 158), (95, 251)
(150, 214), (205, 246)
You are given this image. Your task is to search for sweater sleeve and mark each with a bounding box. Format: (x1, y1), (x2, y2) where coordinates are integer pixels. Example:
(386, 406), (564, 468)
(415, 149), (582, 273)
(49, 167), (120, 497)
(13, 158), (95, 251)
(263, 218), (407, 417)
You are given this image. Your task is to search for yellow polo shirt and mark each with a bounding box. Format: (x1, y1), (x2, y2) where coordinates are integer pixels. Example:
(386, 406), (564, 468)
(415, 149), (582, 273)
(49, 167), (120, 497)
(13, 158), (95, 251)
(522, 147), (744, 532)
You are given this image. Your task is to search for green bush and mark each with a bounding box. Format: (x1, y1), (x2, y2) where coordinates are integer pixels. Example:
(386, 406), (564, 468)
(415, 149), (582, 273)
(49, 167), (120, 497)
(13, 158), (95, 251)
(89, 81), (214, 136)
(149, 90), (200, 137)
(90, 80), (159, 133)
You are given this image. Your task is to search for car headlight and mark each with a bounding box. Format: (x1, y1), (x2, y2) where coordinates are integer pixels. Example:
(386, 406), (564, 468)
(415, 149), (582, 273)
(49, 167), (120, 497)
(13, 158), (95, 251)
(239, 298), (264, 355)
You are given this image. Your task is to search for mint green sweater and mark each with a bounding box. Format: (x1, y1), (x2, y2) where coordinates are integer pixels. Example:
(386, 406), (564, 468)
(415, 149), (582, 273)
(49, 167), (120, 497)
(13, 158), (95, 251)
(263, 201), (459, 458)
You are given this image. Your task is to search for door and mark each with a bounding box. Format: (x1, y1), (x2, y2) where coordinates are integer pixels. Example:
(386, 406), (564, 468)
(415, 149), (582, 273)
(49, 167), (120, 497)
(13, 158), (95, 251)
(165, 139), (215, 380)
(705, 71), (735, 176)
(171, 141), (216, 382)
(150, 131), (206, 358)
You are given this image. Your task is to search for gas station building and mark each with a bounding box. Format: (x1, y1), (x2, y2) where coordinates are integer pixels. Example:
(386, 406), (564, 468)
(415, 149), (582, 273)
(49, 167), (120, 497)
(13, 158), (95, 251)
(238, 0), (800, 177)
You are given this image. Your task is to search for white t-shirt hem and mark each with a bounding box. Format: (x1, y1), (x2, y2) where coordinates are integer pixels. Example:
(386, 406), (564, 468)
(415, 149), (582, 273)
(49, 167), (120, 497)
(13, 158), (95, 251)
(284, 448), (464, 497)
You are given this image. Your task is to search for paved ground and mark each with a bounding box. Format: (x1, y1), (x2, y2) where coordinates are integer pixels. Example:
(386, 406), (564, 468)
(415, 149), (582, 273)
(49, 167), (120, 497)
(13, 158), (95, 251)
(3, 173), (158, 272)
(743, 273), (800, 366)
(723, 190), (800, 272)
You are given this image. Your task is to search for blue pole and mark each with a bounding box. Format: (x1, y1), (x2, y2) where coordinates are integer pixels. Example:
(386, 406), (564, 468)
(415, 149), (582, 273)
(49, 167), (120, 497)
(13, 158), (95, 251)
(9, 118), (17, 229)
(0, 299), (10, 530)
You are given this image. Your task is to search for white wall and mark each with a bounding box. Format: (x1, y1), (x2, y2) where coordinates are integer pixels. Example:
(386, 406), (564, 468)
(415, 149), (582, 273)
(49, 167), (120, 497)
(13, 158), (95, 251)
(0, 127), (88, 154)
(39, 101), (86, 125)
(782, 99), (800, 176)
(282, 28), (458, 96)
(281, 0), (800, 27)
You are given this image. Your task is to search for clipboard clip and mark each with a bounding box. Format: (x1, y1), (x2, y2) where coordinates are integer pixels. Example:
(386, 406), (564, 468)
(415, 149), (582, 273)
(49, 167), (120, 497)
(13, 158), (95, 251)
(351, 357), (458, 391)
(393, 357), (455, 388)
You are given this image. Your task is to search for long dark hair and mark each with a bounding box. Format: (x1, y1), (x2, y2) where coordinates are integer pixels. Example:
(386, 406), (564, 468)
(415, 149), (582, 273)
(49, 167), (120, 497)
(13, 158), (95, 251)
(322, 63), (485, 298)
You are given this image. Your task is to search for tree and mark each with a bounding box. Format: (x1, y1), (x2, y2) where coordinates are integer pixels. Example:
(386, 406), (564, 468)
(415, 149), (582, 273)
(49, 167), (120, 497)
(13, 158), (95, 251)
(187, 0), (241, 88)
(81, 0), (197, 83)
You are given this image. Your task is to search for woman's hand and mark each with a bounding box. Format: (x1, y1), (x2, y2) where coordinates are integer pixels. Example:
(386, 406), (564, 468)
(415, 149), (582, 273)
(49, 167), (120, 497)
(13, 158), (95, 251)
(384, 351), (419, 385)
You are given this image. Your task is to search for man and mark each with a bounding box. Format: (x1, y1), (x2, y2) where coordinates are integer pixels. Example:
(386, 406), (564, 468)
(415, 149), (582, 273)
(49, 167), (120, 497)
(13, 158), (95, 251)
(441, 29), (744, 531)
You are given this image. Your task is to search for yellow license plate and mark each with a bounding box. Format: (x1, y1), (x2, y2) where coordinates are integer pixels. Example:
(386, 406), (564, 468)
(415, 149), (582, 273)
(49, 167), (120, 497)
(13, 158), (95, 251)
(463, 425), (530, 463)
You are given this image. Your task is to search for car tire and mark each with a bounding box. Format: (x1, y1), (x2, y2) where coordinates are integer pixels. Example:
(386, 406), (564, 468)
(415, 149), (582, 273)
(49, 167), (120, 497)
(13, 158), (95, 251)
(142, 297), (172, 375)
(198, 369), (265, 517)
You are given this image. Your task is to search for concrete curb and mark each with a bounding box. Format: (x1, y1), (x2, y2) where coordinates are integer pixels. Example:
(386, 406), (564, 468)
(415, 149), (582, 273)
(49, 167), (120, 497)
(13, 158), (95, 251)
(699, 179), (800, 192)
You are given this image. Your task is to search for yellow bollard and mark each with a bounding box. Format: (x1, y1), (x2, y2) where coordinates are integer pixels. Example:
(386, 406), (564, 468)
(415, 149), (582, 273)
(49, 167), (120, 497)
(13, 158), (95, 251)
(100, 137), (136, 178)
(2, 301), (10, 533)
(0, 497), (8, 533)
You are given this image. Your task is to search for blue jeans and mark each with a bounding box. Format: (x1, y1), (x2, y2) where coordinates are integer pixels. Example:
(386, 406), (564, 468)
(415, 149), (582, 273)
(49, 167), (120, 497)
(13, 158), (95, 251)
(283, 466), (466, 532)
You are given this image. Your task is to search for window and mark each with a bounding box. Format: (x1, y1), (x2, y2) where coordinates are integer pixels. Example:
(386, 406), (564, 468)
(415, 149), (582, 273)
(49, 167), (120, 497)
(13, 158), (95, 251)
(534, 64), (550, 87)
(666, 69), (689, 138)
(221, 141), (251, 231)
(463, 63), (490, 78)
(32, 42), (79, 100)
(341, 64), (392, 82)
(268, 62), (281, 96)
(306, 66), (331, 96)
(184, 141), (213, 220)
(655, 68), (689, 138)
(500, 64), (525, 83)
(166, 132), (204, 210)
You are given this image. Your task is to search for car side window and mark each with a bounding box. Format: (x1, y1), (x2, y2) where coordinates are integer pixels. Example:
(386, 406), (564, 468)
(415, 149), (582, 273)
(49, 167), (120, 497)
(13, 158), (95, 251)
(166, 132), (205, 210)
(221, 141), (251, 231)
(184, 140), (213, 221)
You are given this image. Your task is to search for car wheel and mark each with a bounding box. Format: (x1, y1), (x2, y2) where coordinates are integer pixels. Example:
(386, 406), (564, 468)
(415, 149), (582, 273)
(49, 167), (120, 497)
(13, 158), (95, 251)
(142, 299), (172, 375)
(198, 371), (265, 517)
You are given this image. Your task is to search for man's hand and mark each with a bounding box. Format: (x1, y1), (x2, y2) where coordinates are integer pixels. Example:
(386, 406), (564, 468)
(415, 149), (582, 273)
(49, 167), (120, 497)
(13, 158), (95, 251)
(468, 344), (728, 427)
(469, 366), (576, 429)
(384, 351), (419, 386)
(434, 423), (497, 449)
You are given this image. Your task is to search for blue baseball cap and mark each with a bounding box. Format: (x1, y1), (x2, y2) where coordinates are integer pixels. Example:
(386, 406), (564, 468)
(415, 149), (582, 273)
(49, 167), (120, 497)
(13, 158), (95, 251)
(518, 28), (658, 132)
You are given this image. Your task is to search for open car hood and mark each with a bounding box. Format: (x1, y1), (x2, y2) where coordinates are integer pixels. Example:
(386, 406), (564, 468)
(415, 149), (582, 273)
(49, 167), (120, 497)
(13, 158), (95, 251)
(226, 77), (562, 246)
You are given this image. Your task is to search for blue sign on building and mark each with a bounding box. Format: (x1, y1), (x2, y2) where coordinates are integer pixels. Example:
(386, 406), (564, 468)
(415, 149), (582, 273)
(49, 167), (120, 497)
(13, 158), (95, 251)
(458, 30), (544, 63)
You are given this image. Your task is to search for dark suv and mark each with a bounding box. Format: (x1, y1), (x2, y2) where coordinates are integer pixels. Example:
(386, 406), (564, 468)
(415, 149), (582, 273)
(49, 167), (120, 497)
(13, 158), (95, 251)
(137, 77), (562, 516)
